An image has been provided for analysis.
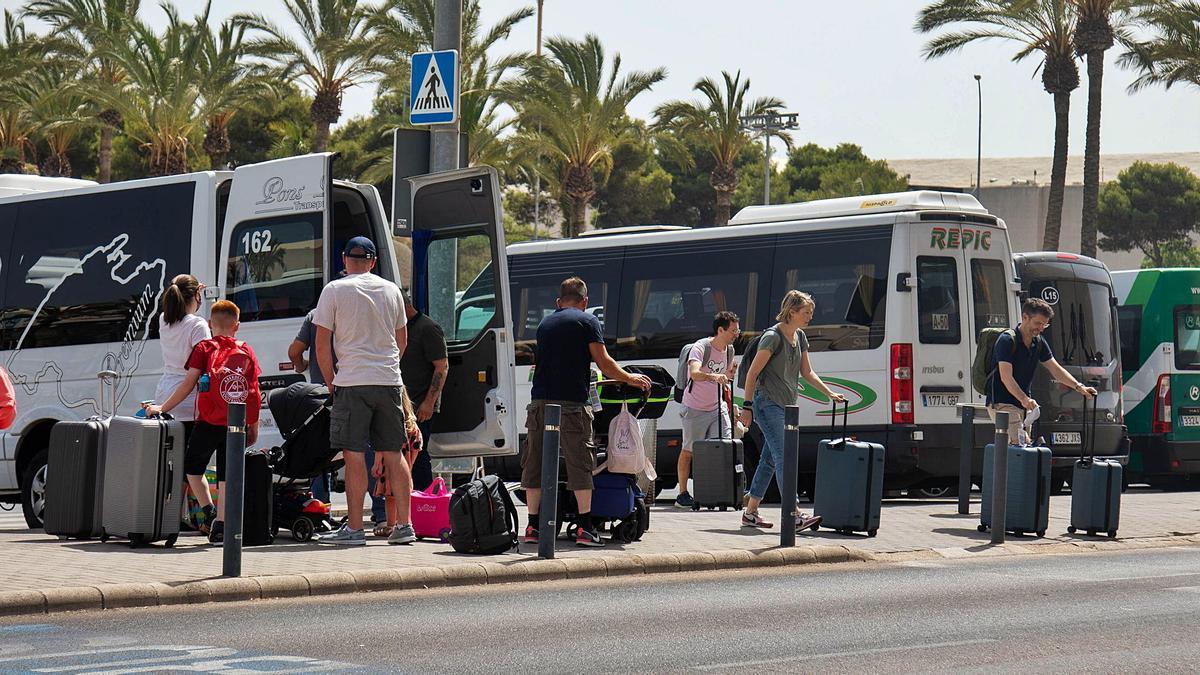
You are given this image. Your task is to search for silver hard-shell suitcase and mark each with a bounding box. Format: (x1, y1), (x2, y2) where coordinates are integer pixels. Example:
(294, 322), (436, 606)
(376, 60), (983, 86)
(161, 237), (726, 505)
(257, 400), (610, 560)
(101, 415), (185, 548)
(1069, 396), (1122, 538)
(814, 400), (885, 536)
(44, 371), (117, 539)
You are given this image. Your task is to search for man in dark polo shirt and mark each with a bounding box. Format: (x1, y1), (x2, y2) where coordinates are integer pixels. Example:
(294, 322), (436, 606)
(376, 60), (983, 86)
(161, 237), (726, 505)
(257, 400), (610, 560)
(399, 287), (448, 492)
(522, 277), (651, 547)
(987, 298), (1097, 442)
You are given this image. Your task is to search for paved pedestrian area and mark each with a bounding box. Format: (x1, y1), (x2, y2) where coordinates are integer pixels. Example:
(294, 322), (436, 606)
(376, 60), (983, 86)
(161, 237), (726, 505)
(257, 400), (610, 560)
(1, 487), (1198, 594)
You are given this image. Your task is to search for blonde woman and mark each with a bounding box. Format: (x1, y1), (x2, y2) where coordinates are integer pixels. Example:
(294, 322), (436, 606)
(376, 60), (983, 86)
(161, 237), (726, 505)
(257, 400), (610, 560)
(738, 291), (845, 530)
(373, 389), (424, 545)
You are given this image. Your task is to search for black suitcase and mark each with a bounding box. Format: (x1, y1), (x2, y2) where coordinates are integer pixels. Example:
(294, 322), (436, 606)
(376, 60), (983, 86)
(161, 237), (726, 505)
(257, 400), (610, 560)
(242, 450), (275, 546)
(44, 372), (116, 539)
(1069, 395), (1122, 538)
(691, 385), (744, 511)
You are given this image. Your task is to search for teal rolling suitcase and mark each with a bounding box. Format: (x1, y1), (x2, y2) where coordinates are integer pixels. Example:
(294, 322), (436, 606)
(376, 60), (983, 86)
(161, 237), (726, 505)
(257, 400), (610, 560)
(1069, 396), (1121, 538)
(980, 442), (1051, 538)
(814, 401), (884, 536)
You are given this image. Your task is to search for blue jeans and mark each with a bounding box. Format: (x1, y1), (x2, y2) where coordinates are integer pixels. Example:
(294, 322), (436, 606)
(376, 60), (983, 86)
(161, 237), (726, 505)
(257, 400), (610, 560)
(748, 395), (790, 503)
(310, 471), (331, 503)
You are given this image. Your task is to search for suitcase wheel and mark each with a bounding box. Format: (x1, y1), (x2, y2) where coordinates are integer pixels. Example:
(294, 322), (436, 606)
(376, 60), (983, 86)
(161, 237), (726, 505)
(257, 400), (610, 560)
(1067, 526), (1077, 534)
(691, 504), (699, 511)
(867, 529), (877, 538)
(719, 507), (728, 512)
(977, 525), (987, 533)
(1107, 530), (1117, 539)
(1036, 530), (1045, 538)
(439, 527), (452, 543)
(165, 534), (177, 548)
(1086, 529), (1096, 537)
(810, 523), (820, 532)
(128, 533), (145, 548)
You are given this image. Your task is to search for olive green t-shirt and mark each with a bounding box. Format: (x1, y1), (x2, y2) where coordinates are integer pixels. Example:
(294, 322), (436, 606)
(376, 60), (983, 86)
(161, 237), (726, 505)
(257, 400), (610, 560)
(755, 325), (809, 408)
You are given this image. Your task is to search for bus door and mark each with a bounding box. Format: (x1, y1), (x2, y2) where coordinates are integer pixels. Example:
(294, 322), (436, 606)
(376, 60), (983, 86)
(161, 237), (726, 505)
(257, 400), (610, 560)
(219, 153), (334, 439)
(909, 220), (974, 427)
(962, 229), (1016, 408)
(406, 167), (517, 458)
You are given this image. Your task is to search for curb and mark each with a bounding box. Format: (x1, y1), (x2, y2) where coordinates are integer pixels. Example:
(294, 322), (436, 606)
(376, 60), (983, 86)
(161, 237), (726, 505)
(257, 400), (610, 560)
(0, 543), (869, 618)
(2, 535), (1196, 618)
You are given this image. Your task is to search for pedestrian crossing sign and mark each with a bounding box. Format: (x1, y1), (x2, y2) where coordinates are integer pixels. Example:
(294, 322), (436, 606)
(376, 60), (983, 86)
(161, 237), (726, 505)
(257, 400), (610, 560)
(410, 50), (458, 125)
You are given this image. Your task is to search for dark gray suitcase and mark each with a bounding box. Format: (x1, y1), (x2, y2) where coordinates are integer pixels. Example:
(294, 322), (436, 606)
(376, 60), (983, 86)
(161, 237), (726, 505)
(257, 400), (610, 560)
(101, 415), (185, 548)
(1070, 396), (1121, 538)
(44, 371), (116, 539)
(691, 386), (744, 511)
(814, 400), (884, 536)
(980, 443), (1052, 537)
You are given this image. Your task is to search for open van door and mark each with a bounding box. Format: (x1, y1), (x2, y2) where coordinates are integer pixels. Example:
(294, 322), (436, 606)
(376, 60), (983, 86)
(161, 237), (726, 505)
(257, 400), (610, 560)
(218, 153), (334, 438)
(407, 167), (516, 458)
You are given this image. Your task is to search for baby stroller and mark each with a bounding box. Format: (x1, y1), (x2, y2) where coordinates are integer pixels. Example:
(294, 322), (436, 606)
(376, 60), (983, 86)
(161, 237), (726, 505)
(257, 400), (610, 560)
(558, 364), (674, 543)
(266, 382), (344, 541)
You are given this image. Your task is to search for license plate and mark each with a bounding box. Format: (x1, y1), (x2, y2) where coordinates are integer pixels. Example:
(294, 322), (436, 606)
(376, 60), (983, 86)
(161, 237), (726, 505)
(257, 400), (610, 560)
(1052, 432), (1081, 445)
(1181, 415), (1200, 427)
(922, 393), (959, 407)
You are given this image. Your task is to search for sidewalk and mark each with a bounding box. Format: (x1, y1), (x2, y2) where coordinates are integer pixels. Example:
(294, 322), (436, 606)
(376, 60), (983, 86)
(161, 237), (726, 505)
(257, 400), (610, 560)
(1, 488), (1197, 615)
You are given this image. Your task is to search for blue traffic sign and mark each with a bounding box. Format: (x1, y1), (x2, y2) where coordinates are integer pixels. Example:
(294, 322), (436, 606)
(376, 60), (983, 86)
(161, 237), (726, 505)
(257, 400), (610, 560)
(410, 50), (458, 125)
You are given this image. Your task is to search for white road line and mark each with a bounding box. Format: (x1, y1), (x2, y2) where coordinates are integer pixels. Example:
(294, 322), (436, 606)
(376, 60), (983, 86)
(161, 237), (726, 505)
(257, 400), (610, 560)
(1090, 572), (1200, 582)
(692, 638), (998, 670)
(33, 647), (235, 673)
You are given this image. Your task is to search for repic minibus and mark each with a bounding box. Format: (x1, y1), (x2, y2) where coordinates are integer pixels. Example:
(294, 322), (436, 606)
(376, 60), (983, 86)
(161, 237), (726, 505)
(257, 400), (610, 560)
(474, 191), (1021, 497)
(0, 153), (519, 528)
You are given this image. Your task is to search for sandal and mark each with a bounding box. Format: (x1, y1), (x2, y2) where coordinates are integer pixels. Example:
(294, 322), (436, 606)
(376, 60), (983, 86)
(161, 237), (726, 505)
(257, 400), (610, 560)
(372, 523), (394, 538)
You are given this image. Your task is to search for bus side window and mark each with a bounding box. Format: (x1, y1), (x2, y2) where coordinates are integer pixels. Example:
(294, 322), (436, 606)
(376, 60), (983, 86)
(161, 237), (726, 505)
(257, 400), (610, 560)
(917, 256), (961, 344)
(1117, 306), (1141, 371)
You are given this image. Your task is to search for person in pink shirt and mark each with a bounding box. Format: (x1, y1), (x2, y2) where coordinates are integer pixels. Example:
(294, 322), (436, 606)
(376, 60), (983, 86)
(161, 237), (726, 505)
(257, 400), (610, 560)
(674, 311), (739, 508)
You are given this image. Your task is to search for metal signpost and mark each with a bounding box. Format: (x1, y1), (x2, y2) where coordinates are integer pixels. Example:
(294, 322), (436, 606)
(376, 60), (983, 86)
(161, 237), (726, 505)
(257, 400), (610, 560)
(223, 402), (246, 577)
(538, 404), (562, 559)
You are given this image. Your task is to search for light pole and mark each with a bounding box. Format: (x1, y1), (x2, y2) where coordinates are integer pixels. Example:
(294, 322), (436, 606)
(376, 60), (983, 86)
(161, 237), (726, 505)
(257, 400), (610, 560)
(739, 112), (798, 206)
(975, 74), (982, 199)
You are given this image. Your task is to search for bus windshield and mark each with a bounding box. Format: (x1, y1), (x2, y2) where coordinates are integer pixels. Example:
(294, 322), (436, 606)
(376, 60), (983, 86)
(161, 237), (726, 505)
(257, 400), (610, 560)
(1041, 280), (1116, 367)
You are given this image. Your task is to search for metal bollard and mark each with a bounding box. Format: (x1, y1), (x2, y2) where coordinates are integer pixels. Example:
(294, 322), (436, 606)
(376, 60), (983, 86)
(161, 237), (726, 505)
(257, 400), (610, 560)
(780, 405), (800, 547)
(537, 404), (561, 560)
(958, 405), (975, 515)
(990, 411), (1010, 545)
(223, 402), (246, 577)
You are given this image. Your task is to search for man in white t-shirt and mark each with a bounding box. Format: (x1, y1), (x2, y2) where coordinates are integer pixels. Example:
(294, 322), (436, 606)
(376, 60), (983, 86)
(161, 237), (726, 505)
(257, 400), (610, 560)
(675, 311), (739, 509)
(313, 236), (416, 546)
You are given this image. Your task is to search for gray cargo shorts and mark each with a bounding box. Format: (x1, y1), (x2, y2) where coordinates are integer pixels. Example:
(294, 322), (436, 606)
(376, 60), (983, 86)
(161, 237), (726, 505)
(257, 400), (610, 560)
(330, 385), (409, 453)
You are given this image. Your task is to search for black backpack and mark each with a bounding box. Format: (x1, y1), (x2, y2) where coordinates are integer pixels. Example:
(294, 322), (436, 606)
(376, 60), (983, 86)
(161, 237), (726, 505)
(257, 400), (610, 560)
(736, 326), (779, 389)
(448, 475), (519, 554)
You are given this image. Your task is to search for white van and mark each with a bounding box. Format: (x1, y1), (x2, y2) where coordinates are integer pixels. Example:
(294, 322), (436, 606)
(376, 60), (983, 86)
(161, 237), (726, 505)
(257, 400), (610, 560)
(0, 153), (518, 528)
(474, 191), (1019, 496)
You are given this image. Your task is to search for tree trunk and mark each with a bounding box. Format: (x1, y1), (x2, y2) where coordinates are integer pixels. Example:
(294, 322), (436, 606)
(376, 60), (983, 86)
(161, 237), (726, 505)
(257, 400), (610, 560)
(1043, 91), (1071, 251)
(99, 126), (113, 183)
(715, 190), (733, 226)
(1081, 50), (1104, 258)
(0, 157), (24, 174)
(312, 120), (331, 153)
(569, 196), (588, 238)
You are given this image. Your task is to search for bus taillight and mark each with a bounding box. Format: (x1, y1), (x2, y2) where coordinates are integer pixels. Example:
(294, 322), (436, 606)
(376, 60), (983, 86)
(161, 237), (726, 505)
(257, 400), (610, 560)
(1153, 374), (1172, 434)
(891, 343), (914, 425)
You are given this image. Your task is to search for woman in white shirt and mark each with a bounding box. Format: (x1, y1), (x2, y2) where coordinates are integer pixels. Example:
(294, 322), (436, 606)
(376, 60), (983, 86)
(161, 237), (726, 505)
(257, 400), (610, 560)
(154, 274), (213, 526)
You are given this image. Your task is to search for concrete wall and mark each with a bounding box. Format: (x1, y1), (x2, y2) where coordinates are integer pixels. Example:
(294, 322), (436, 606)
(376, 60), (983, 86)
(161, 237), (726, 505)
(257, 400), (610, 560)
(976, 184), (1146, 272)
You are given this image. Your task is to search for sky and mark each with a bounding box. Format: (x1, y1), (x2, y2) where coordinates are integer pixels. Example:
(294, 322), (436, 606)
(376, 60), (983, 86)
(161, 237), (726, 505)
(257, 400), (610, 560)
(5, 0), (1198, 161)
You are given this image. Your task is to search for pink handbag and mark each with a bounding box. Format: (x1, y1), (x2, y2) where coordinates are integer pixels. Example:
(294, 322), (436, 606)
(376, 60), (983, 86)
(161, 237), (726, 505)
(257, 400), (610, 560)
(411, 476), (452, 541)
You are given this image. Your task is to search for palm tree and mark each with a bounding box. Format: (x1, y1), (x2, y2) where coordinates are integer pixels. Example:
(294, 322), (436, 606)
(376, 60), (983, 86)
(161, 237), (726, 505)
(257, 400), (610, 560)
(1120, 2), (1200, 92)
(0, 11), (41, 174)
(28, 0), (141, 183)
(93, 8), (204, 176)
(917, 0), (1080, 252)
(17, 66), (95, 176)
(372, 0), (533, 169)
(1071, 0), (1140, 258)
(654, 71), (784, 225)
(193, 2), (267, 170)
(504, 34), (665, 237)
(235, 0), (378, 153)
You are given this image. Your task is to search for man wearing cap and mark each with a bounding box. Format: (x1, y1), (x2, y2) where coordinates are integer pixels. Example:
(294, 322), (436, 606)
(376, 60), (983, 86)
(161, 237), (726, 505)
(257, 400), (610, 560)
(313, 236), (417, 546)
(398, 287), (448, 492)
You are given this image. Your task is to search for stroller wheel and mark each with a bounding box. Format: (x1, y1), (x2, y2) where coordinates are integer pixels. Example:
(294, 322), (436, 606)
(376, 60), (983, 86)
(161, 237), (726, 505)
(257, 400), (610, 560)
(439, 527), (452, 543)
(292, 517), (315, 542)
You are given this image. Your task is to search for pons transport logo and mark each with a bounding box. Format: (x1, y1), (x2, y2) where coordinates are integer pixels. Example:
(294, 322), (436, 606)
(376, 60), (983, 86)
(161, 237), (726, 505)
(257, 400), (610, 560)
(797, 377), (878, 415)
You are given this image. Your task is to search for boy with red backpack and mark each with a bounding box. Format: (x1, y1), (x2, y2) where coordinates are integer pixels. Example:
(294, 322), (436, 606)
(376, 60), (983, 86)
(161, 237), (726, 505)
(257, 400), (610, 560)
(146, 300), (261, 545)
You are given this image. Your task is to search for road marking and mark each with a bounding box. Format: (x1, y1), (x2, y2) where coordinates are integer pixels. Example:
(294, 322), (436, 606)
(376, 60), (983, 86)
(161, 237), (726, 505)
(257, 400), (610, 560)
(33, 647), (235, 672)
(1167, 585), (1200, 593)
(1091, 572), (1200, 582)
(692, 638), (997, 670)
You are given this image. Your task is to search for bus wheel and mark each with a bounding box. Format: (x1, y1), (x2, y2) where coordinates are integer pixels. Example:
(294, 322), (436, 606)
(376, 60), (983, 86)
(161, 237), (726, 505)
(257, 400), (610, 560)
(21, 448), (48, 530)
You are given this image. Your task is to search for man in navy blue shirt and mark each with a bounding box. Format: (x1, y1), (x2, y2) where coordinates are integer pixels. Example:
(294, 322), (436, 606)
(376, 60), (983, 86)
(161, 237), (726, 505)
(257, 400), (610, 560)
(522, 277), (651, 548)
(987, 298), (1097, 442)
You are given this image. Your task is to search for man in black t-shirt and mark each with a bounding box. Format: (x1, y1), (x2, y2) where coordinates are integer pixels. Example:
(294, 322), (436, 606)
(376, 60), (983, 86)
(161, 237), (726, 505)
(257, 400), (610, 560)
(399, 288), (448, 492)
(522, 277), (651, 548)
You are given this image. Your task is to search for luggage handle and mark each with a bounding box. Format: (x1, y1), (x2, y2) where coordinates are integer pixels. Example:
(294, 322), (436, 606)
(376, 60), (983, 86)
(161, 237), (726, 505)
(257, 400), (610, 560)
(828, 398), (849, 447)
(165, 460), (175, 502)
(96, 370), (118, 418)
(1081, 384), (1099, 464)
(429, 476), (449, 497)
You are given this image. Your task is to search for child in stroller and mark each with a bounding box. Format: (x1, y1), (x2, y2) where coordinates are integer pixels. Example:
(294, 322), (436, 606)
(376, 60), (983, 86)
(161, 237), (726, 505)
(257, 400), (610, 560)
(266, 382), (344, 541)
(557, 365), (673, 543)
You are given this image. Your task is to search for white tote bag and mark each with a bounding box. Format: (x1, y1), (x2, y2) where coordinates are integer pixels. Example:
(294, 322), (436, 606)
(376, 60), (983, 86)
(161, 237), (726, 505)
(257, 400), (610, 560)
(598, 403), (657, 480)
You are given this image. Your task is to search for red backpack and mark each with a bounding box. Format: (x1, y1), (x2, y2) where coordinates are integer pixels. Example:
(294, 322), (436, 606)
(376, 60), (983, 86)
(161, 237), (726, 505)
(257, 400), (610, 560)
(197, 337), (260, 426)
(0, 367), (15, 430)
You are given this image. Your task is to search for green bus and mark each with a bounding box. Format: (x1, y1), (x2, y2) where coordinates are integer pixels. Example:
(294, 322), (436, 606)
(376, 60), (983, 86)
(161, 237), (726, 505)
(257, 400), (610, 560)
(1113, 269), (1200, 487)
